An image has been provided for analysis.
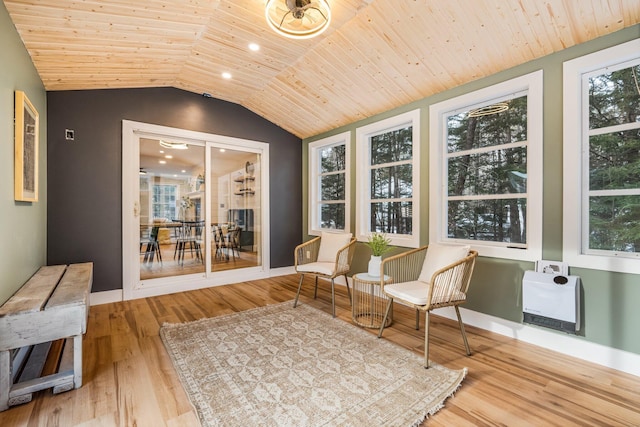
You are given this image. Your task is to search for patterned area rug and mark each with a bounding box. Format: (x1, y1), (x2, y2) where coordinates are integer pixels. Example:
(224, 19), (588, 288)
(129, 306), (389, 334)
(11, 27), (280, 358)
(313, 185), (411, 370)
(160, 301), (466, 427)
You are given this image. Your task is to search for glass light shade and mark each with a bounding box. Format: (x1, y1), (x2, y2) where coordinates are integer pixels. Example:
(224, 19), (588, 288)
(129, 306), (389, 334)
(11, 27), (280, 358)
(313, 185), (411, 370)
(159, 140), (189, 150)
(265, 0), (331, 39)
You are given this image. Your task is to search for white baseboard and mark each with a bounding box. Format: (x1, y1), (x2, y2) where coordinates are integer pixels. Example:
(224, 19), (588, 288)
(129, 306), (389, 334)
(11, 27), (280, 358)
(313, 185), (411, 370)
(269, 266), (296, 277)
(92, 267), (297, 305)
(90, 289), (123, 306)
(433, 306), (640, 378)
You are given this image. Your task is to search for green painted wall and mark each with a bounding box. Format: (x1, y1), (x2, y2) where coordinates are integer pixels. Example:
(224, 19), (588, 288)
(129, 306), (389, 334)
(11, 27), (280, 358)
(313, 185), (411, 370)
(302, 25), (640, 355)
(0, 3), (47, 305)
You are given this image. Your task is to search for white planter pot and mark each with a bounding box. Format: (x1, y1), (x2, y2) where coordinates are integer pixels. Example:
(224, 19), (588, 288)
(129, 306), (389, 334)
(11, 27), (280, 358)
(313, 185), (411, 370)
(367, 255), (382, 277)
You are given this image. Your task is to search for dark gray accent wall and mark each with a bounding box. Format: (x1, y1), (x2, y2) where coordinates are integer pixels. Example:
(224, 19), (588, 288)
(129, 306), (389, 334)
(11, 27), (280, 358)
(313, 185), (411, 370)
(47, 87), (302, 293)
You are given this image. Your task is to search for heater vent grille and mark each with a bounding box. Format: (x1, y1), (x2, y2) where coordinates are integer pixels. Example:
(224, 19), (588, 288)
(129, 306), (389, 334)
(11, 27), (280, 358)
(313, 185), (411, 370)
(523, 312), (577, 334)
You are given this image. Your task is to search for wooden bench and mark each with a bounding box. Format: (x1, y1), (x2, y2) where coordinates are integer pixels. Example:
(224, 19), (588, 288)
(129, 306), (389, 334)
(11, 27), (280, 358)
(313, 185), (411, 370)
(0, 263), (93, 411)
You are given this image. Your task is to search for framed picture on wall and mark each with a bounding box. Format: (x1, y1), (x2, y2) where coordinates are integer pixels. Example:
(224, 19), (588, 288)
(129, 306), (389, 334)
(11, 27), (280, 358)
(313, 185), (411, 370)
(14, 90), (39, 202)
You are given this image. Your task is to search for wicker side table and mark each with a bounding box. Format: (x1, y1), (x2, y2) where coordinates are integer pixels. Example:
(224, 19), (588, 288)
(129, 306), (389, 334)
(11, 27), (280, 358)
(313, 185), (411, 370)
(351, 273), (393, 329)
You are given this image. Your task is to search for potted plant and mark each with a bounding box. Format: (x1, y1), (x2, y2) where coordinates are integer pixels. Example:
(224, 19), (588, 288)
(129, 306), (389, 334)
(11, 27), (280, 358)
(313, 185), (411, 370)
(366, 232), (391, 277)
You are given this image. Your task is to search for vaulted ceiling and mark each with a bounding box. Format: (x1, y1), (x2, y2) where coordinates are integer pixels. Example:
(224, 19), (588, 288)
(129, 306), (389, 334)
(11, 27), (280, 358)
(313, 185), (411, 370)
(4, 0), (640, 138)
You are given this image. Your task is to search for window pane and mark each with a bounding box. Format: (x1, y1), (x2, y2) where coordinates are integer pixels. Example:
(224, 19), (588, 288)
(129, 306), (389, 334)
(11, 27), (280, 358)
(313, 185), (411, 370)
(371, 164), (413, 198)
(320, 173), (345, 200)
(448, 147), (527, 196)
(320, 145), (346, 173)
(448, 199), (527, 243)
(589, 195), (640, 253)
(320, 203), (345, 230)
(589, 130), (640, 190)
(151, 184), (177, 220)
(370, 127), (413, 165)
(447, 96), (527, 152)
(589, 65), (640, 129)
(370, 201), (412, 234)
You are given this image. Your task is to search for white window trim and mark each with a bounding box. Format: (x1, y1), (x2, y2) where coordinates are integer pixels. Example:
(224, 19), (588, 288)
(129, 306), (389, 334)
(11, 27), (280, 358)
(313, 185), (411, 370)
(429, 71), (544, 261)
(308, 131), (351, 236)
(356, 109), (420, 248)
(563, 39), (640, 274)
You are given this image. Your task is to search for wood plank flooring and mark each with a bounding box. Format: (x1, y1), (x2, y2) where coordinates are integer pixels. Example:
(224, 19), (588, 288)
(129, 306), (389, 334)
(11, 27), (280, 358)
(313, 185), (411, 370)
(140, 245), (259, 280)
(1, 274), (638, 426)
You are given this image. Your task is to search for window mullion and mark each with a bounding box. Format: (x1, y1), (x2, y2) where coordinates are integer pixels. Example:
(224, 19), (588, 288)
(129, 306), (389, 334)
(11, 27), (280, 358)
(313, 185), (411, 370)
(447, 140), (528, 158)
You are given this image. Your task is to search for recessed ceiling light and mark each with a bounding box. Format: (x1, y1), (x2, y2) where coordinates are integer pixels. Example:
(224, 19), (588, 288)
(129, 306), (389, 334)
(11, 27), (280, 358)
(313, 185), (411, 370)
(249, 43), (260, 51)
(181, 169), (186, 173)
(219, 148), (226, 153)
(159, 160), (167, 164)
(222, 72), (232, 79)
(165, 155), (173, 159)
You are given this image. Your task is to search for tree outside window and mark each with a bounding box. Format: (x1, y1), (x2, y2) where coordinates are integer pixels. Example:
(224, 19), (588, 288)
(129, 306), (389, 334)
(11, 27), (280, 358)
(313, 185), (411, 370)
(446, 95), (528, 245)
(370, 126), (413, 235)
(318, 144), (346, 230)
(430, 71), (543, 261)
(586, 63), (640, 255)
(356, 110), (420, 248)
(308, 132), (350, 235)
(564, 40), (640, 273)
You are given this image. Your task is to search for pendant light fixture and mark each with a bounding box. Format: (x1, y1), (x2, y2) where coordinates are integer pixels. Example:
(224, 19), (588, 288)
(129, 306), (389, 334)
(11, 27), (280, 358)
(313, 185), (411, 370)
(265, 0), (331, 40)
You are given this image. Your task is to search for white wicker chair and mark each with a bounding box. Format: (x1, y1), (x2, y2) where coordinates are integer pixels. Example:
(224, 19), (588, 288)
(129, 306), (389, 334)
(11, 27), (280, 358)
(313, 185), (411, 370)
(377, 244), (478, 367)
(293, 233), (357, 317)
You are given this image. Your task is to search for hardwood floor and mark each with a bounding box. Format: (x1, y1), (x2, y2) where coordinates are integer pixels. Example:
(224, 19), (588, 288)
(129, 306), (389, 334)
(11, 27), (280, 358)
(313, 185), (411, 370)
(140, 244), (259, 280)
(1, 275), (638, 426)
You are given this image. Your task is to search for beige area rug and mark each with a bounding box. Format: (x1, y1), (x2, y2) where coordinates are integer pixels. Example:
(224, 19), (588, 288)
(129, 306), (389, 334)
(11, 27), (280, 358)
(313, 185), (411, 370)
(160, 301), (466, 427)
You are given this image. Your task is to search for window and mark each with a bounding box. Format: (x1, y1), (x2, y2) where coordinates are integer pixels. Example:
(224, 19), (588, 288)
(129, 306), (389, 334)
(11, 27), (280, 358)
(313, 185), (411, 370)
(563, 39), (640, 274)
(152, 184), (177, 220)
(308, 132), (350, 235)
(430, 71), (543, 261)
(356, 110), (420, 248)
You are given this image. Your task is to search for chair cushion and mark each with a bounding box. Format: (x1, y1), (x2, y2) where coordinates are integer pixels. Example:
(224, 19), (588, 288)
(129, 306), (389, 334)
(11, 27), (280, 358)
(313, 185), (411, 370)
(296, 261), (336, 276)
(384, 280), (466, 306)
(316, 232), (352, 263)
(418, 243), (470, 283)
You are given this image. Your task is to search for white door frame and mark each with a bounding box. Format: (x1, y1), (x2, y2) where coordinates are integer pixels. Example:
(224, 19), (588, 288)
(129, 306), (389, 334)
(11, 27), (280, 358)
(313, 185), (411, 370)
(122, 120), (270, 300)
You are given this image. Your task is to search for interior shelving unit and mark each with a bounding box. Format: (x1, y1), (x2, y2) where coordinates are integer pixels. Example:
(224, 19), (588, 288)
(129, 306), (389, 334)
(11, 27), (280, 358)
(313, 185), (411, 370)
(233, 175), (255, 196)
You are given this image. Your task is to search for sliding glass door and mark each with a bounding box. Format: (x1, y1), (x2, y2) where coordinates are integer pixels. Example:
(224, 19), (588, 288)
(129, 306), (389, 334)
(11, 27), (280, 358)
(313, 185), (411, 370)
(139, 138), (206, 279)
(123, 121), (269, 300)
(210, 147), (262, 272)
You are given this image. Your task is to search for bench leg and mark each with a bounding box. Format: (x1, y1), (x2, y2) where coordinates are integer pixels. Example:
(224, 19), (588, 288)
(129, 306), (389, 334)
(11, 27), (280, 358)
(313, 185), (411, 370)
(73, 335), (83, 389)
(0, 350), (9, 411)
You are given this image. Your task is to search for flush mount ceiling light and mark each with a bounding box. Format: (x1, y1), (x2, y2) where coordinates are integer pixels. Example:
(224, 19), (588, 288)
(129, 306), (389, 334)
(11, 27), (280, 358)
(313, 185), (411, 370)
(159, 140), (188, 150)
(265, 0), (331, 39)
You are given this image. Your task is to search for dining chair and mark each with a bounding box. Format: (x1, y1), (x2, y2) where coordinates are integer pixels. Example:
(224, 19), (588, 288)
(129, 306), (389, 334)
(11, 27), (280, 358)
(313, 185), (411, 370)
(228, 227), (241, 259)
(175, 221), (203, 265)
(142, 225), (162, 265)
(293, 232), (356, 317)
(214, 225), (231, 260)
(377, 244), (478, 368)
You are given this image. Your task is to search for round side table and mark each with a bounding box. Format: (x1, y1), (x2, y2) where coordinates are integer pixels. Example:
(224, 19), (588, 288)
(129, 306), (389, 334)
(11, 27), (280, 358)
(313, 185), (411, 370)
(351, 273), (393, 329)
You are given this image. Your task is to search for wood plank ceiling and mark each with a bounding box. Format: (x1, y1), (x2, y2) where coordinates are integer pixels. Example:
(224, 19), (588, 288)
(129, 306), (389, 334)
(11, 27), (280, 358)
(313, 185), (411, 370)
(4, 0), (640, 138)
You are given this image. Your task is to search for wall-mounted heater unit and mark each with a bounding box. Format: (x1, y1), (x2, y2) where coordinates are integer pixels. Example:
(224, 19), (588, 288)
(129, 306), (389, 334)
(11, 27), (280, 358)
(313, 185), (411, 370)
(522, 270), (580, 334)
